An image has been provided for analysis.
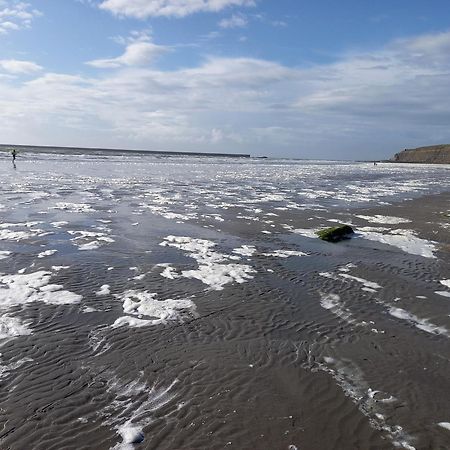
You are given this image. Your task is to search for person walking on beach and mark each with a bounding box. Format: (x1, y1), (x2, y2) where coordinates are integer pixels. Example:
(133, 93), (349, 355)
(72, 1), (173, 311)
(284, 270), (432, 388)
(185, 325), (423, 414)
(11, 148), (17, 169)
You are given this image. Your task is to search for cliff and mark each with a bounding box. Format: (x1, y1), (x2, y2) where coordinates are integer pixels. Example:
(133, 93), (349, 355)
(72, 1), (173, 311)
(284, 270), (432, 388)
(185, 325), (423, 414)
(392, 145), (450, 164)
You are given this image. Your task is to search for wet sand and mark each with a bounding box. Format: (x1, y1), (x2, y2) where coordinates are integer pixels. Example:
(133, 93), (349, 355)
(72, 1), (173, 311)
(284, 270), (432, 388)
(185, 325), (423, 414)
(0, 154), (449, 449)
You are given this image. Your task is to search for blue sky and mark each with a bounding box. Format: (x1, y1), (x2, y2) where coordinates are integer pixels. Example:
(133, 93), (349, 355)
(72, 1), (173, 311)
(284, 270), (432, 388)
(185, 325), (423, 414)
(1, 0), (450, 159)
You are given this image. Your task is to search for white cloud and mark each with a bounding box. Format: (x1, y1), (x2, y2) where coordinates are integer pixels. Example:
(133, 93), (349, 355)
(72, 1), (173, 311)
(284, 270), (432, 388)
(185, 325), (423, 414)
(295, 31), (450, 114)
(1, 31), (450, 158)
(1, 20), (18, 30)
(403, 31), (450, 53)
(0, 1), (41, 34)
(0, 59), (42, 73)
(219, 13), (247, 29)
(252, 12), (288, 28)
(98, 0), (255, 19)
(87, 41), (169, 68)
(270, 20), (287, 27)
(111, 28), (154, 45)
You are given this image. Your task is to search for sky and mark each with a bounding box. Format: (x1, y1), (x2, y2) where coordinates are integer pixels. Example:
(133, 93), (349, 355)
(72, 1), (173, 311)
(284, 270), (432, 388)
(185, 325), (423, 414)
(1, 0), (450, 159)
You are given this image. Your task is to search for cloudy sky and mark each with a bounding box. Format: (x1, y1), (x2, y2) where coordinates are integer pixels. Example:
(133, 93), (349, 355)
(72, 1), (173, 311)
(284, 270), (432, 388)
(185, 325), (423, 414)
(1, 0), (450, 159)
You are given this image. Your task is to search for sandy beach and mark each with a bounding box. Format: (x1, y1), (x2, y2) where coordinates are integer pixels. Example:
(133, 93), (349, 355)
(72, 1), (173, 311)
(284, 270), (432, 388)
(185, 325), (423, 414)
(0, 152), (449, 450)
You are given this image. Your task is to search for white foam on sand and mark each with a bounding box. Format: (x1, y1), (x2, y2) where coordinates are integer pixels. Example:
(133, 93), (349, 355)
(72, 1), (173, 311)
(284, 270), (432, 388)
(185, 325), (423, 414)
(237, 214), (260, 222)
(156, 264), (179, 280)
(69, 230), (115, 251)
(0, 223), (50, 241)
(79, 241), (101, 250)
(337, 263), (357, 272)
(114, 382), (177, 449)
(202, 213), (224, 222)
(0, 271), (82, 307)
(435, 291), (450, 298)
(113, 290), (196, 328)
(0, 315), (32, 339)
(339, 273), (382, 291)
(318, 357), (416, 450)
(115, 424), (145, 448)
(319, 293), (359, 326)
(0, 270), (81, 342)
(23, 191), (52, 203)
(101, 376), (178, 450)
(96, 284), (110, 296)
(37, 249), (57, 258)
(388, 307), (450, 338)
(132, 274), (146, 281)
(52, 265), (70, 271)
(440, 279), (450, 288)
(0, 251), (11, 260)
(51, 221), (69, 228)
(0, 356), (33, 380)
(139, 202), (197, 223)
(161, 236), (215, 257)
(293, 228), (318, 238)
(69, 230), (114, 240)
(355, 215), (411, 224)
(0, 221), (44, 229)
(232, 245), (256, 257)
(160, 236), (255, 291)
(112, 316), (153, 328)
(262, 250), (308, 258)
(319, 271), (340, 281)
(358, 226), (391, 232)
(0, 230), (35, 241)
(359, 229), (437, 259)
(52, 202), (95, 213)
(438, 422), (450, 431)
(182, 263), (255, 291)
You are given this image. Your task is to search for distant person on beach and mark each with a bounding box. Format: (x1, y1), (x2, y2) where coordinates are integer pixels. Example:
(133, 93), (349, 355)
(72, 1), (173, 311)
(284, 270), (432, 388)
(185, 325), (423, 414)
(11, 149), (17, 162)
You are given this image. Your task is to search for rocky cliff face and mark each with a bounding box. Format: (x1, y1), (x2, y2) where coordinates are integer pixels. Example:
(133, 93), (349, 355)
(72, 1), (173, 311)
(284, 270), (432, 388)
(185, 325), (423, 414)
(392, 145), (450, 164)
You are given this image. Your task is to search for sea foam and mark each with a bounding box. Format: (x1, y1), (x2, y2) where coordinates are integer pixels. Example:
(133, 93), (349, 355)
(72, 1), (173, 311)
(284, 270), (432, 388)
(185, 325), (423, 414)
(161, 236), (255, 290)
(113, 290), (196, 328)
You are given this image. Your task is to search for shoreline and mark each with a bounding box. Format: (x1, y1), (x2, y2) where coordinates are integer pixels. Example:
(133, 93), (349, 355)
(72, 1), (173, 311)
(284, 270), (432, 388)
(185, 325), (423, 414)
(0, 143), (251, 158)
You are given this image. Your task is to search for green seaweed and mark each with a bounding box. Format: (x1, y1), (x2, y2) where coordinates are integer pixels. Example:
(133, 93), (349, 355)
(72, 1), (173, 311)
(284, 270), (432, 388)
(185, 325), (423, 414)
(316, 225), (354, 242)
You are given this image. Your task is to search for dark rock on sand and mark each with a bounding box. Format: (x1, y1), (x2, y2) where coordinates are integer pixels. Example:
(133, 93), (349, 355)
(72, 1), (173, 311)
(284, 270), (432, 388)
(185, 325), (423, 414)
(392, 145), (450, 164)
(316, 225), (354, 242)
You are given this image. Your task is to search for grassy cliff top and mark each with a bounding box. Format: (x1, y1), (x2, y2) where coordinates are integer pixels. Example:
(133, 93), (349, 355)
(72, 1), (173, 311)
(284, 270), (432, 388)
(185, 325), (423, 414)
(392, 145), (450, 164)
